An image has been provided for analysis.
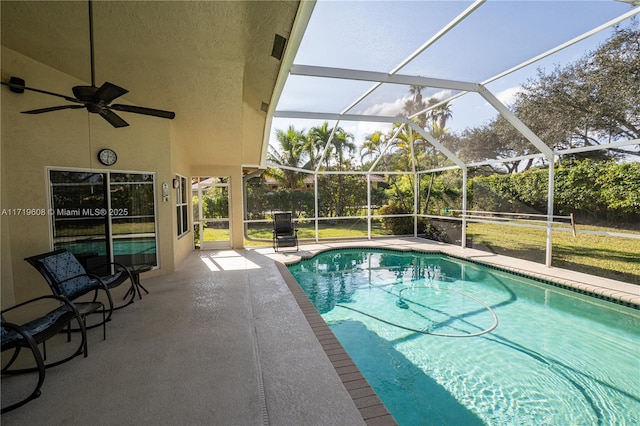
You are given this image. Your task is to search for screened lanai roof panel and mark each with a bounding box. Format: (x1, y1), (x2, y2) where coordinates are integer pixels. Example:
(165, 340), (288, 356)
(293, 0), (475, 73)
(276, 75), (375, 113)
(349, 82), (462, 119)
(270, 0), (639, 169)
(399, 0), (636, 83)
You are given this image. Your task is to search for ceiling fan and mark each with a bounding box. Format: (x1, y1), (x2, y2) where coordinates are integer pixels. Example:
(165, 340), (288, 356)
(1, 0), (175, 128)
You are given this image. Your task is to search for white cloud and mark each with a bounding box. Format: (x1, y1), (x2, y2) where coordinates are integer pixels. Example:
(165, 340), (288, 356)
(359, 96), (408, 117)
(342, 121), (393, 145)
(495, 86), (522, 107)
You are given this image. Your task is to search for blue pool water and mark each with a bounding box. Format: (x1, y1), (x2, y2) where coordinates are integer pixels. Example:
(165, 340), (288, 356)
(288, 249), (640, 426)
(56, 237), (157, 256)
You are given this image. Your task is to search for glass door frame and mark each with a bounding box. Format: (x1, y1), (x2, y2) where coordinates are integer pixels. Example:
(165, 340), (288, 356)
(194, 176), (232, 250)
(47, 167), (159, 268)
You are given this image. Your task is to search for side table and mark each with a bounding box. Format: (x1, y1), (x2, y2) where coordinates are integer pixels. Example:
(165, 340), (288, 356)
(128, 264), (152, 300)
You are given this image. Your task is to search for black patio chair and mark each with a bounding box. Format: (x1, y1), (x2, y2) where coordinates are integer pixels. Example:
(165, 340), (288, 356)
(25, 249), (135, 327)
(272, 212), (299, 252)
(1, 295), (87, 413)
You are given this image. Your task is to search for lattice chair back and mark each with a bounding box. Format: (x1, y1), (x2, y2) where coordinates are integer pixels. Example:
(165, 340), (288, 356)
(38, 251), (93, 299)
(25, 249), (115, 323)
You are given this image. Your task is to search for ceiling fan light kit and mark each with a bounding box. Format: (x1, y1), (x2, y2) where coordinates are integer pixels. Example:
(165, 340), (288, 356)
(1, 0), (175, 128)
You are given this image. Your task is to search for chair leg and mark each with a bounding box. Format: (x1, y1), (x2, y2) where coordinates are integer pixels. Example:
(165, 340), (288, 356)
(83, 315), (88, 358)
(1, 333), (46, 413)
(1, 347), (22, 373)
(116, 281), (136, 309)
(101, 303), (106, 341)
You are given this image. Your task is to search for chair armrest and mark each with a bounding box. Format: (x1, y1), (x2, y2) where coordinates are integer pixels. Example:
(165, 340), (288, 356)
(107, 262), (135, 283)
(2, 294), (73, 316)
(0, 321), (41, 351)
(88, 261), (135, 282)
(1, 294), (84, 329)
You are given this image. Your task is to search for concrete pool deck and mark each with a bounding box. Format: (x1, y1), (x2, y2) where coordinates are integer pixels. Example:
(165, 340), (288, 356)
(2, 237), (636, 425)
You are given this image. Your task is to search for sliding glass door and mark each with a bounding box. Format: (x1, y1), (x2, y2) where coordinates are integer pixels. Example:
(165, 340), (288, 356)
(49, 169), (158, 268)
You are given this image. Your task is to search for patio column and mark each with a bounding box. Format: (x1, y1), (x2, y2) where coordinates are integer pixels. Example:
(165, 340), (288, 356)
(545, 158), (556, 267)
(462, 166), (468, 249)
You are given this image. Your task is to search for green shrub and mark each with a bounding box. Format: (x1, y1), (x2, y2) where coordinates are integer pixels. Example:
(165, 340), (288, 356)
(379, 202), (417, 235)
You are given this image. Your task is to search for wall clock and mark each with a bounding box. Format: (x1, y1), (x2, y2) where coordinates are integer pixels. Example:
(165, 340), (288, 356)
(98, 148), (117, 166)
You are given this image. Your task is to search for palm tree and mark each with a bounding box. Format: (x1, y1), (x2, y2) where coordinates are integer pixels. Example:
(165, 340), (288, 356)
(331, 129), (356, 171)
(267, 125), (307, 189)
(307, 122), (355, 217)
(409, 85), (423, 105)
(404, 85), (428, 128)
(308, 122), (355, 171)
(387, 123), (416, 172)
(360, 131), (387, 165)
(426, 98), (453, 135)
(304, 122), (329, 169)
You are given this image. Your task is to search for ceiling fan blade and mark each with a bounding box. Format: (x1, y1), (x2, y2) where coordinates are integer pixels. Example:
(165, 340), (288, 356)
(21, 105), (85, 114)
(99, 109), (129, 128)
(95, 82), (128, 103)
(111, 104), (176, 119)
(2, 78), (81, 103)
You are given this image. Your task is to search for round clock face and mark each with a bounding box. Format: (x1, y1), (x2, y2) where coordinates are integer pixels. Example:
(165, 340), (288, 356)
(98, 149), (117, 166)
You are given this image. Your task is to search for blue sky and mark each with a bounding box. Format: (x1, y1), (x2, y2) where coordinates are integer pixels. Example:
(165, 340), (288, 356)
(271, 0), (638, 154)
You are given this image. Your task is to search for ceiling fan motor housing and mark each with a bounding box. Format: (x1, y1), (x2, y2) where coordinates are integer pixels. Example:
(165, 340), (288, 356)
(72, 85), (99, 102)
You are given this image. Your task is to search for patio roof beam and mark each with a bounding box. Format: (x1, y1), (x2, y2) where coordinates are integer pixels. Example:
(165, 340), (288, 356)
(267, 163), (314, 175)
(554, 138), (640, 155)
(468, 153), (546, 168)
(407, 121), (466, 169)
(290, 64), (482, 93)
(478, 85), (554, 158)
(416, 165), (461, 174)
(274, 110), (403, 124)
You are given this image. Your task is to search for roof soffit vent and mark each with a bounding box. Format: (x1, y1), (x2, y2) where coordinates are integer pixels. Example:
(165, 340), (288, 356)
(271, 34), (287, 60)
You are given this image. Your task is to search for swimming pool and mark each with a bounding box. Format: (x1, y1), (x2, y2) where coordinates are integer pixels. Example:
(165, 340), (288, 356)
(288, 249), (640, 425)
(56, 237), (157, 256)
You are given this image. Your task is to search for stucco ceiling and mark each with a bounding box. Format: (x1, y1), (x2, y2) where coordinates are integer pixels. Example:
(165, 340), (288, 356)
(1, 0), (301, 167)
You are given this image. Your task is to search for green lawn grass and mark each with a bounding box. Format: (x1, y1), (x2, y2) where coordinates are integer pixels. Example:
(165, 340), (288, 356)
(201, 219), (388, 247)
(466, 222), (640, 285)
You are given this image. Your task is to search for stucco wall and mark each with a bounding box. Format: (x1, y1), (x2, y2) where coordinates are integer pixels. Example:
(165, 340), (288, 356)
(0, 47), (182, 305)
(170, 123), (195, 267)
